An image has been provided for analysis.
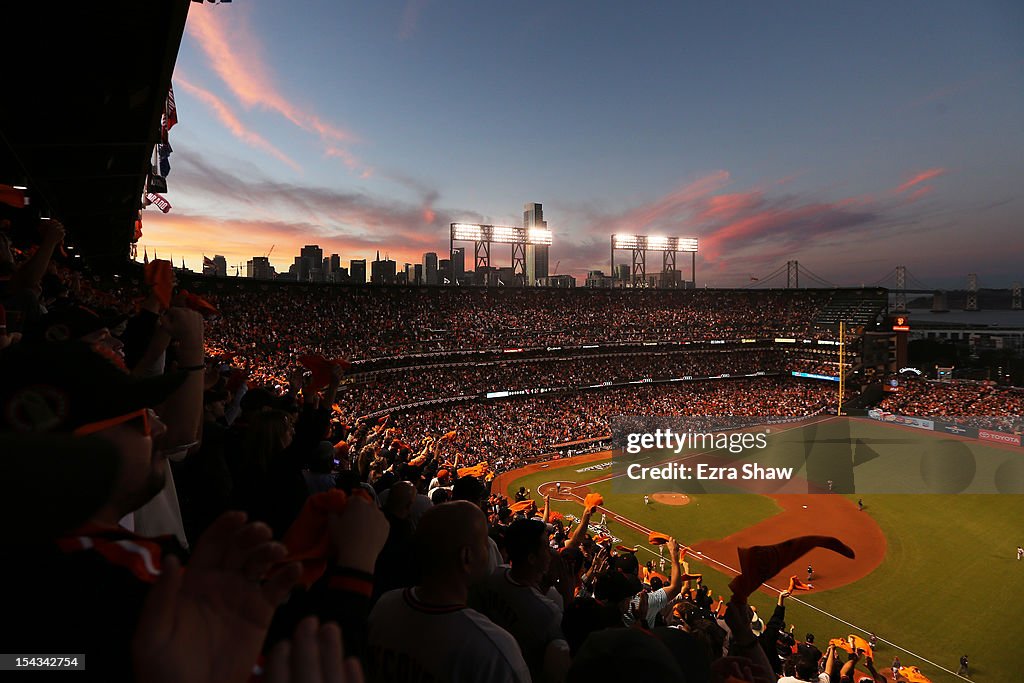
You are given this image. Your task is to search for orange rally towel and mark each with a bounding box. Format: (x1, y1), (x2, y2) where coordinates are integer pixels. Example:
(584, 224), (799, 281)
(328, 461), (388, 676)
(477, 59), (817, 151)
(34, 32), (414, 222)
(510, 500), (535, 514)
(441, 430), (458, 441)
(144, 260), (174, 309)
(614, 545), (639, 555)
(648, 531), (670, 545)
(788, 575), (813, 592)
(583, 493), (604, 510)
(282, 488), (369, 588)
(298, 354), (351, 392)
(829, 639), (853, 655)
(848, 634), (873, 659)
(179, 289), (219, 317)
(899, 666), (933, 683)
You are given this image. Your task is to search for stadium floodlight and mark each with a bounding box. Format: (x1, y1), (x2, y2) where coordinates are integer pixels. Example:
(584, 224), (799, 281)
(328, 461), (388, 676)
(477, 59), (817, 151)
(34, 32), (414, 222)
(450, 223), (552, 245)
(610, 233), (699, 287)
(528, 227), (553, 245)
(611, 234), (698, 251)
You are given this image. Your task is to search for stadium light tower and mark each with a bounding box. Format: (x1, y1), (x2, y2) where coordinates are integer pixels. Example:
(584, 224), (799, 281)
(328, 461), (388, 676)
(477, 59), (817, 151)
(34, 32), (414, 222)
(450, 223), (553, 284)
(610, 234), (698, 288)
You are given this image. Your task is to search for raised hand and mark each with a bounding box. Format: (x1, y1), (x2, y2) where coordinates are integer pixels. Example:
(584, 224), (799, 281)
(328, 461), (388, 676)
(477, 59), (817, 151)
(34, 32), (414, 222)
(266, 616), (364, 683)
(133, 512), (303, 683)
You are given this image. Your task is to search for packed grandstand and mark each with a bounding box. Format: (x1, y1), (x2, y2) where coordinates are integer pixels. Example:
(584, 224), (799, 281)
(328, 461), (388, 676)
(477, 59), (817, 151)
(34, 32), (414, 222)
(2, 241), (1021, 683)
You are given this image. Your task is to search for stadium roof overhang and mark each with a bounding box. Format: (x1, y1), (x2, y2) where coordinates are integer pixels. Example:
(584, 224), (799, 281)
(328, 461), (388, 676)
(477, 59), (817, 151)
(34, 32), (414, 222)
(0, 0), (191, 269)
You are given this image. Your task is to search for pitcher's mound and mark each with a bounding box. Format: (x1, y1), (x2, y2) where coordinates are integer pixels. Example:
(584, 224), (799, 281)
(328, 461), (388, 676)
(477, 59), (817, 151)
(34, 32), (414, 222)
(652, 492), (691, 506)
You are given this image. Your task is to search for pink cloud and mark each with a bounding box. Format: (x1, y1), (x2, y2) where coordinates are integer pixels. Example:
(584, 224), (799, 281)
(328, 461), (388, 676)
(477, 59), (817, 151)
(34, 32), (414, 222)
(186, 7), (366, 170)
(895, 168), (946, 193)
(175, 77), (302, 172)
(904, 186), (934, 203)
(691, 190), (765, 223)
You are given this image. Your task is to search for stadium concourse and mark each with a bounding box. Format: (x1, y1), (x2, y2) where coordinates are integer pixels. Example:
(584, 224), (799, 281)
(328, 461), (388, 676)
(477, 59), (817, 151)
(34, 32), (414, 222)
(3, 248), (1022, 682)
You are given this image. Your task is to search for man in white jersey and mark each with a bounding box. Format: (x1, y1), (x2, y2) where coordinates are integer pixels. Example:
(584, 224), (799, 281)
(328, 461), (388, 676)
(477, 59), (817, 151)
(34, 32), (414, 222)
(624, 537), (682, 628)
(471, 518), (570, 682)
(367, 501), (529, 683)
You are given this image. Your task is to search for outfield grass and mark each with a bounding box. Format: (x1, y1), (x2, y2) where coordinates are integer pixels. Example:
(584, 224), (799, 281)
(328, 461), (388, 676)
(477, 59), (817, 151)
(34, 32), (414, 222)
(505, 418), (1024, 682)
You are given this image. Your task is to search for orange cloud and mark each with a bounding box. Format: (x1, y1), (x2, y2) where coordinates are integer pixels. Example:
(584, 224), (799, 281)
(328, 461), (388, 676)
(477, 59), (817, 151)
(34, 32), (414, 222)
(176, 77), (302, 172)
(895, 168), (946, 193)
(186, 7), (365, 169)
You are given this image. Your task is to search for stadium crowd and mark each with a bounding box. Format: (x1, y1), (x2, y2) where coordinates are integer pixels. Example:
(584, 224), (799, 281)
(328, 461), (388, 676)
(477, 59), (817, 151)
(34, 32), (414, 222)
(0, 230), (963, 683)
(876, 378), (1024, 432)
(195, 283), (843, 382)
(335, 350), (845, 420)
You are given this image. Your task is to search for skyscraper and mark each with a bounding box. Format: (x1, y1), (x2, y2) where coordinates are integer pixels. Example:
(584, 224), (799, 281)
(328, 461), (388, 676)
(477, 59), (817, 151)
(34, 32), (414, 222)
(300, 245), (324, 282)
(423, 252), (439, 286)
(451, 247), (465, 283)
(350, 259), (367, 284)
(212, 255), (227, 277)
(524, 202), (549, 286)
(371, 252), (397, 284)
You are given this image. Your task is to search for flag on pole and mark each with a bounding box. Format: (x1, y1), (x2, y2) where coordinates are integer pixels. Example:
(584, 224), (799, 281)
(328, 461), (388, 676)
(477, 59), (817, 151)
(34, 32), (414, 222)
(164, 86), (177, 131)
(145, 193), (171, 213)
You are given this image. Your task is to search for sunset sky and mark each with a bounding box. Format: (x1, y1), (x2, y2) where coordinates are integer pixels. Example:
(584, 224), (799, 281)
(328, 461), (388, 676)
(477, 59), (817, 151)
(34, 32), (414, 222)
(140, 1), (1024, 288)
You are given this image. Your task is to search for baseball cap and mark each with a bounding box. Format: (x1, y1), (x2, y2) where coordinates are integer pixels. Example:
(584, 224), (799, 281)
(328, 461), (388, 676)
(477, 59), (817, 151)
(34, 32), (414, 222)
(0, 433), (121, 543)
(0, 340), (187, 434)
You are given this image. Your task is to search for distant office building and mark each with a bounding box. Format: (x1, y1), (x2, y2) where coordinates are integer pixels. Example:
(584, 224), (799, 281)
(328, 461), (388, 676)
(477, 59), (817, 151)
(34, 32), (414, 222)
(212, 255), (227, 277)
(423, 252), (439, 285)
(246, 256), (274, 280)
(451, 247), (465, 282)
(298, 245), (324, 282)
(585, 270), (613, 288)
(616, 264), (630, 281)
(540, 274), (576, 288)
(371, 251), (397, 284)
(524, 202), (549, 286)
(414, 263), (423, 285)
(350, 259), (367, 284)
(329, 253), (341, 273)
(438, 259), (453, 285)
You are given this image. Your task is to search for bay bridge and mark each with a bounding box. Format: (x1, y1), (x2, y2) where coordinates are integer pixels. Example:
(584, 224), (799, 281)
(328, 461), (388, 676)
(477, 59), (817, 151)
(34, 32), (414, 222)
(748, 261), (1022, 312)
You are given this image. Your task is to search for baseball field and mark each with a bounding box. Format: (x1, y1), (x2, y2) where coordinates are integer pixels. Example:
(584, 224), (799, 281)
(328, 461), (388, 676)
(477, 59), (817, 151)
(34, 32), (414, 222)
(497, 416), (1024, 682)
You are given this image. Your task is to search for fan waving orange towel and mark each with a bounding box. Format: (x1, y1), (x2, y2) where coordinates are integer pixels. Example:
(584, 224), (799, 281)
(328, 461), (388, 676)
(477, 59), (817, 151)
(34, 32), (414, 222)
(648, 531), (671, 545)
(583, 493), (604, 511)
(298, 354), (351, 392)
(282, 488), (369, 588)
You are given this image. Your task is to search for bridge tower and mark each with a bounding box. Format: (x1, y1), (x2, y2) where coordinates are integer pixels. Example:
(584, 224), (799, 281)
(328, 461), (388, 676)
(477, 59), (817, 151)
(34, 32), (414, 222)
(965, 273), (978, 311)
(1013, 282), (1022, 310)
(786, 260), (799, 288)
(894, 265), (907, 312)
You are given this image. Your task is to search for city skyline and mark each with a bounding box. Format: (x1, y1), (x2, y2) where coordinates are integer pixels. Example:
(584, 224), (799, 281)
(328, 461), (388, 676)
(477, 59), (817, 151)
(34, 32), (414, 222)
(137, 2), (1024, 287)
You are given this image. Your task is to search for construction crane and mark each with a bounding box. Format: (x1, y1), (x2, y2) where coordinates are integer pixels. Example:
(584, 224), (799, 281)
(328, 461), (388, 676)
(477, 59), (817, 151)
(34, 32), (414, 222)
(265, 244), (275, 258)
(553, 260), (560, 275)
